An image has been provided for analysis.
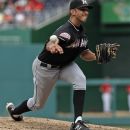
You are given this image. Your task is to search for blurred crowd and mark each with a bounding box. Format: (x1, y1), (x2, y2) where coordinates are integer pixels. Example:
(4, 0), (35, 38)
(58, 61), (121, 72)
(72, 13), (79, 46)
(0, 0), (45, 28)
(0, 0), (68, 29)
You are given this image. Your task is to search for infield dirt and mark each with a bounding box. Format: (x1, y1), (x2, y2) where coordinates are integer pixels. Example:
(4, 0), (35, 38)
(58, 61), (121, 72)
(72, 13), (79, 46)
(0, 117), (129, 130)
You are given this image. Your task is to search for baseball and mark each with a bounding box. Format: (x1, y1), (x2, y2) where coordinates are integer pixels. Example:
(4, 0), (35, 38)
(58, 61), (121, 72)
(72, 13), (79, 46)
(49, 35), (58, 42)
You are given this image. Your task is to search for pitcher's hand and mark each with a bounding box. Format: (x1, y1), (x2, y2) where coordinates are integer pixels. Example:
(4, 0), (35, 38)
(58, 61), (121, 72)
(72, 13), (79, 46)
(46, 35), (64, 54)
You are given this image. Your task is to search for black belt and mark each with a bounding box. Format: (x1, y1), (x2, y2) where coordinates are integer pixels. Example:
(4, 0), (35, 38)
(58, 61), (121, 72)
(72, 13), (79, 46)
(40, 62), (62, 69)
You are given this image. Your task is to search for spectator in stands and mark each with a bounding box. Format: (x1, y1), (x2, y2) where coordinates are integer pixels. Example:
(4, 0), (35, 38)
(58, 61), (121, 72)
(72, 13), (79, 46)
(25, 0), (45, 25)
(125, 85), (130, 112)
(100, 76), (112, 113)
(14, 10), (26, 27)
(14, 0), (26, 27)
(24, 0), (44, 12)
(0, 13), (4, 25)
(15, 0), (27, 12)
(0, 0), (5, 11)
(0, 0), (5, 25)
(3, 0), (15, 25)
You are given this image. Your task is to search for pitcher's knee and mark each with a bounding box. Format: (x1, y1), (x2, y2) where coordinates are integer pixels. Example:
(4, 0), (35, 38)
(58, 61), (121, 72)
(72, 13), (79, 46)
(73, 75), (86, 90)
(27, 98), (44, 111)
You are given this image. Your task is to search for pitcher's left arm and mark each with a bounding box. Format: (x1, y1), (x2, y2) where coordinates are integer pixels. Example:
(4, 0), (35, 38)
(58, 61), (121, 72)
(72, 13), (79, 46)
(80, 49), (96, 61)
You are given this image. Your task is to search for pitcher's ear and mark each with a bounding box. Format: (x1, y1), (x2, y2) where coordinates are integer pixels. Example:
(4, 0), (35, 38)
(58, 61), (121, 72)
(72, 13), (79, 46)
(70, 9), (76, 15)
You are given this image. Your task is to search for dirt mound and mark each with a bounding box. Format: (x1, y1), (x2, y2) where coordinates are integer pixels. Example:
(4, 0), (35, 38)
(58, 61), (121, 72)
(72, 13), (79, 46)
(0, 117), (128, 130)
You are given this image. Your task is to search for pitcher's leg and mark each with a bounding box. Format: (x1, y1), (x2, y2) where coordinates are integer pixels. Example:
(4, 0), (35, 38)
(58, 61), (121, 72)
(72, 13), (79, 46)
(60, 62), (86, 90)
(6, 58), (59, 120)
(25, 58), (59, 111)
(27, 72), (58, 111)
(59, 62), (86, 122)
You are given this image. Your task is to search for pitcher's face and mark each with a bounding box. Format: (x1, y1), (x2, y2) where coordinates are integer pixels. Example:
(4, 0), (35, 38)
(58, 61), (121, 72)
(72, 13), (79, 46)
(75, 8), (89, 22)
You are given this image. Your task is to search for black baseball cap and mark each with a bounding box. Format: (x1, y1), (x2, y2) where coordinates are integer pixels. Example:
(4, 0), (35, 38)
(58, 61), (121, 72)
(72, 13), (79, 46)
(69, 0), (93, 10)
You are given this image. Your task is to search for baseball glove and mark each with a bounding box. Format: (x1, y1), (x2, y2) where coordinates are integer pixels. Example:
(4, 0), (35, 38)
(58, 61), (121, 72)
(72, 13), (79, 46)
(95, 43), (120, 64)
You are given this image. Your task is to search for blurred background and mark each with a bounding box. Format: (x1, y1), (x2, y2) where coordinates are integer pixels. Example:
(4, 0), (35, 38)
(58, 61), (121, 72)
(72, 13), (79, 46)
(0, 0), (130, 128)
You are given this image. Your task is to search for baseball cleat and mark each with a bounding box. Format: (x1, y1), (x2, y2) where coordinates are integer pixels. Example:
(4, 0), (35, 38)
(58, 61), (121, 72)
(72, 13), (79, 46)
(70, 120), (90, 130)
(6, 102), (23, 121)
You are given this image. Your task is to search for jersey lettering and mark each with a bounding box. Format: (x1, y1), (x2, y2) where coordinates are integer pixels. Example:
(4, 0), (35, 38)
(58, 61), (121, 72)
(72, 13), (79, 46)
(80, 38), (88, 47)
(66, 38), (88, 48)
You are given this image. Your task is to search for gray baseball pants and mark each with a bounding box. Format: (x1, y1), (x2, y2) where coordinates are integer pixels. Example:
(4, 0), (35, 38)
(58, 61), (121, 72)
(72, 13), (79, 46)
(27, 57), (86, 111)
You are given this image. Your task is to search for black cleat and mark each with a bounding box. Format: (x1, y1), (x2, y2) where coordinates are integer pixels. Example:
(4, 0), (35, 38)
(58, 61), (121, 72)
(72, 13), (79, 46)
(70, 120), (90, 130)
(6, 102), (23, 121)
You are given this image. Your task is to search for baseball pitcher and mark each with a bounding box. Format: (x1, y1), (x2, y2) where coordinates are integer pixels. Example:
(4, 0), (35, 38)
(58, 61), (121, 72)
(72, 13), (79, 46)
(6, 0), (119, 130)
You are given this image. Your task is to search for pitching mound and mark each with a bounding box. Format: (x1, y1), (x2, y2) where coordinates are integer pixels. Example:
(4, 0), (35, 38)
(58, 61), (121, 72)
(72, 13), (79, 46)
(0, 117), (128, 130)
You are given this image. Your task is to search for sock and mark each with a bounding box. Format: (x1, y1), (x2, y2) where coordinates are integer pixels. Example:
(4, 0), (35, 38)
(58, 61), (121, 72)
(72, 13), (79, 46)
(73, 90), (85, 122)
(12, 100), (31, 115)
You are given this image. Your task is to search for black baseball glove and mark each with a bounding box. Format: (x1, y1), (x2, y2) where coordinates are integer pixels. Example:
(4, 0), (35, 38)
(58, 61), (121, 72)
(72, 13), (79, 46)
(95, 43), (120, 64)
